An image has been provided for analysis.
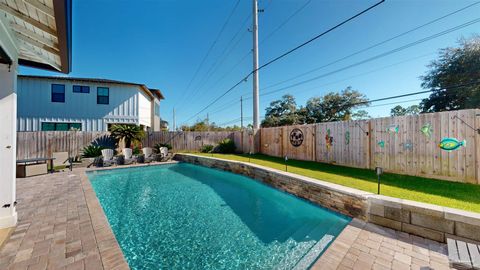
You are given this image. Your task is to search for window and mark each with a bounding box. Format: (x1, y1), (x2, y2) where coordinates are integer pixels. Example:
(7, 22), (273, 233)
(154, 103), (160, 116)
(97, 87), (109, 104)
(73, 85), (90, 93)
(51, 84), (65, 103)
(41, 122), (82, 131)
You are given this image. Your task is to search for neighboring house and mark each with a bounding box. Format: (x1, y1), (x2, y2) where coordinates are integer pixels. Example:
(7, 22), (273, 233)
(160, 119), (169, 131)
(17, 75), (165, 132)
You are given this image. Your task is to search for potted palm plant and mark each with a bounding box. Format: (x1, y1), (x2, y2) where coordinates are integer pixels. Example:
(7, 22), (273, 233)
(110, 124), (145, 148)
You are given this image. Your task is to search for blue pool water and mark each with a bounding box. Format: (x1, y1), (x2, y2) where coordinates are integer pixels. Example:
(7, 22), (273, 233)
(88, 163), (351, 270)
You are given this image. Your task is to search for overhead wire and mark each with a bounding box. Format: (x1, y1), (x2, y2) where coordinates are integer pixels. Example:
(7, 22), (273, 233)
(181, 0), (385, 125)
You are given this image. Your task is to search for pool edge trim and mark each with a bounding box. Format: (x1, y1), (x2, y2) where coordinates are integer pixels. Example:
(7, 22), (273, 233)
(80, 172), (130, 270)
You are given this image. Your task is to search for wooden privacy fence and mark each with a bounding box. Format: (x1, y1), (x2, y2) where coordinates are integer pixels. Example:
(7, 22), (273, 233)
(16, 130), (255, 159)
(16, 131), (109, 160)
(142, 130), (258, 153)
(260, 109), (480, 184)
(15, 109), (480, 184)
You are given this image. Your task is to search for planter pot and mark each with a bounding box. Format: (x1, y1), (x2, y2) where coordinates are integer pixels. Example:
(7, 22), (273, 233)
(137, 155), (145, 164)
(116, 155), (125, 165)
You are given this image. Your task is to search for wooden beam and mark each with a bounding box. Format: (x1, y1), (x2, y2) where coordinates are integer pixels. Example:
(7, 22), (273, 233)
(18, 39), (61, 70)
(23, 0), (55, 18)
(10, 23), (58, 49)
(0, 2), (56, 36)
(15, 32), (59, 55)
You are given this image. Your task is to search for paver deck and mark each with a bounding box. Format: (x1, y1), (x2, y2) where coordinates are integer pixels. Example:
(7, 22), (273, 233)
(313, 219), (452, 270)
(0, 168), (128, 270)
(0, 167), (454, 270)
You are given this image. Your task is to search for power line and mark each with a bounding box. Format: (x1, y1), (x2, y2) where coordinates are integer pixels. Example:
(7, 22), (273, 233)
(257, 52), (435, 99)
(185, 1), (479, 117)
(262, 1), (480, 91)
(256, 17), (480, 99)
(195, 0), (304, 98)
(203, 3), (479, 122)
(330, 80), (480, 111)
(181, 0), (385, 124)
(259, 0), (313, 45)
(256, 0), (385, 71)
(215, 81), (480, 127)
(174, 0), (242, 109)
(191, 14), (252, 99)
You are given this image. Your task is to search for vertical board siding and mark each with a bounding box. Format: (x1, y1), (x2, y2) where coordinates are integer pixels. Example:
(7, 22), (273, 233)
(17, 77), (145, 131)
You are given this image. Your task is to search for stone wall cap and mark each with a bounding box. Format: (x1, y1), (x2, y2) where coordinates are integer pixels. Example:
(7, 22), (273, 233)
(368, 195), (403, 209)
(444, 207), (480, 226)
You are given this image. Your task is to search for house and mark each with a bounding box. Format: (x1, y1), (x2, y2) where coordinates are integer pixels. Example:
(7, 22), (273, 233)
(17, 75), (165, 132)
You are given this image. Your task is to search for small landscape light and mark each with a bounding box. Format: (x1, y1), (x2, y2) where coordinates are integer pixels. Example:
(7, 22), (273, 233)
(285, 155), (288, 172)
(248, 152), (252, 162)
(375, 167), (383, 194)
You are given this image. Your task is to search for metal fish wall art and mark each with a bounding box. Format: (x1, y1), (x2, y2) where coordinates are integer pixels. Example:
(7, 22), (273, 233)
(439, 138), (466, 151)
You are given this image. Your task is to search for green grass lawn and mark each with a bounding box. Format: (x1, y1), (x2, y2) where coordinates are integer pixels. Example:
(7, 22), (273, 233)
(191, 153), (480, 213)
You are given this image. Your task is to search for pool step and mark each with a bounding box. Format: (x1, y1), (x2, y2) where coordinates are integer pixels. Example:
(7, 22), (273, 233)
(292, 220), (343, 269)
(275, 221), (316, 243)
(275, 221), (332, 270)
(290, 221), (319, 242)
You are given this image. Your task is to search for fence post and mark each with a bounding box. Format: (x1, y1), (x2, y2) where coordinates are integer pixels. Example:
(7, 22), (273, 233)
(368, 120), (373, 169)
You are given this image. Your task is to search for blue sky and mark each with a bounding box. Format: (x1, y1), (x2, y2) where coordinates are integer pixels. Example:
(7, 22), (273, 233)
(21, 0), (480, 128)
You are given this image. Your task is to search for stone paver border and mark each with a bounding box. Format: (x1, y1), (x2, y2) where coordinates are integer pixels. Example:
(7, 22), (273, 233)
(80, 171), (129, 269)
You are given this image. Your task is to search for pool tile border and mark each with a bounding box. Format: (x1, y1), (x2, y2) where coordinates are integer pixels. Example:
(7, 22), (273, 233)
(80, 172), (130, 269)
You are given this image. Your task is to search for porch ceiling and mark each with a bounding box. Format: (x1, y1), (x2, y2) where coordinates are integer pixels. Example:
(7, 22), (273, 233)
(0, 0), (71, 73)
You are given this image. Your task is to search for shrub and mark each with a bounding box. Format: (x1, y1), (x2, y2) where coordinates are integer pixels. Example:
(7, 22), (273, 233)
(215, 138), (236, 154)
(91, 135), (117, 149)
(82, 145), (104, 158)
(132, 146), (142, 155)
(154, 143), (172, 153)
(200, 144), (214, 153)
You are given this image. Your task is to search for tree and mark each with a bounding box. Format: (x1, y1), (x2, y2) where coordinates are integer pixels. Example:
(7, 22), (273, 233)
(180, 120), (242, 131)
(262, 94), (305, 127)
(305, 87), (368, 123)
(420, 36), (480, 112)
(390, 105), (421, 116)
(110, 124), (145, 148)
(352, 110), (371, 120)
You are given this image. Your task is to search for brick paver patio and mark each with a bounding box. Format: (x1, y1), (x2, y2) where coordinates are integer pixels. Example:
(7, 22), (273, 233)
(0, 168), (128, 270)
(0, 167), (454, 270)
(313, 219), (452, 270)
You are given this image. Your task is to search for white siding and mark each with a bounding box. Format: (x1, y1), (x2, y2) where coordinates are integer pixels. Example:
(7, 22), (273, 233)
(138, 90), (152, 128)
(17, 77), (145, 131)
(153, 99), (161, 131)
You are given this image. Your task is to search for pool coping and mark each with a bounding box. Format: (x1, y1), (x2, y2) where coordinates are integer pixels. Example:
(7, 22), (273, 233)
(175, 153), (480, 243)
(80, 171), (130, 270)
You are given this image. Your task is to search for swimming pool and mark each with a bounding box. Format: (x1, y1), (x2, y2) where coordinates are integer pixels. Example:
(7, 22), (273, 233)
(88, 163), (351, 270)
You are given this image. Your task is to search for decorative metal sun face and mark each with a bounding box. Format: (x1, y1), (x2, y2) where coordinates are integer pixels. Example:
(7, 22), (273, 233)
(290, 128), (304, 147)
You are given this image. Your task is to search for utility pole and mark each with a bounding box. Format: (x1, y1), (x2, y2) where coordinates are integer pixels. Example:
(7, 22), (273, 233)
(252, 0), (260, 129)
(240, 96), (244, 129)
(206, 113), (210, 131)
(172, 108), (176, 131)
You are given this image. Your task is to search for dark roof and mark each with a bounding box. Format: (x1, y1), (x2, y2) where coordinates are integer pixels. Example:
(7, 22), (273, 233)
(149, 89), (165, 100)
(18, 75), (165, 100)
